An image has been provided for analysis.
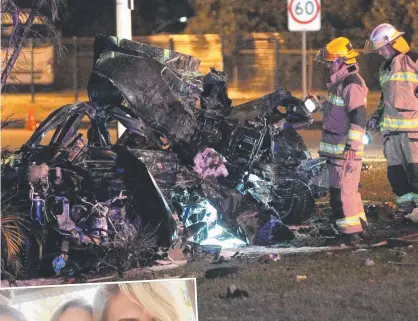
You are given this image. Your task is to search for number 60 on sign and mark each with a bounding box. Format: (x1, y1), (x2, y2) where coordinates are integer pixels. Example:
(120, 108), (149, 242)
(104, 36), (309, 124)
(288, 0), (321, 31)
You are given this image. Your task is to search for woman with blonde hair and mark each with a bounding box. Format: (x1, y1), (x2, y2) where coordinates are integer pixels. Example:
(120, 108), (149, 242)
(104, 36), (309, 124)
(93, 280), (196, 321)
(49, 299), (93, 321)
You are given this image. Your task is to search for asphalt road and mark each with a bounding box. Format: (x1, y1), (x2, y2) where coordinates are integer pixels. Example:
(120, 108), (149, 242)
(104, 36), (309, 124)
(1, 90), (385, 160)
(0, 90), (382, 124)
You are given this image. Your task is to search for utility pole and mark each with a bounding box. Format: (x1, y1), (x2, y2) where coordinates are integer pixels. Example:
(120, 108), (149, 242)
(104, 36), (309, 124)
(115, 0), (133, 138)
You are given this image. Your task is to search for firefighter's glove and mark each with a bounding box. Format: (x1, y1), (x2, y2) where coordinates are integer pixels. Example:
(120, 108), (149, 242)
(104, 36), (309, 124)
(313, 94), (327, 113)
(343, 148), (356, 160)
(366, 117), (379, 131)
(317, 95), (327, 103)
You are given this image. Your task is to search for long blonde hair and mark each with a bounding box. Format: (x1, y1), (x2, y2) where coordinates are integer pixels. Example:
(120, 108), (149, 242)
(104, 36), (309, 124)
(93, 280), (194, 321)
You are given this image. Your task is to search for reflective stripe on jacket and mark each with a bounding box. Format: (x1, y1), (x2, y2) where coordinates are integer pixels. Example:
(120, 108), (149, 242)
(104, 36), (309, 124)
(378, 53), (418, 134)
(319, 64), (369, 160)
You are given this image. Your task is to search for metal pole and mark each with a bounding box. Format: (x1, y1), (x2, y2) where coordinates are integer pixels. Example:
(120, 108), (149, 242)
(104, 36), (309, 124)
(169, 38), (175, 51)
(30, 38), (35, 103)
(116, 0), (132, 138)
(72, 36), (79, 102)
(116, 0), (132, 39)
(308, 53), (314, 92)
(302, 30), (307, 98)
(273, 36), (279, 89)
(233, 58), (238, 89)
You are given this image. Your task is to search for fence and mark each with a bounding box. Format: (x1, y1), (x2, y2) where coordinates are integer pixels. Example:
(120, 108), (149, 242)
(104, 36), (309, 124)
(52, 33), (415, 99)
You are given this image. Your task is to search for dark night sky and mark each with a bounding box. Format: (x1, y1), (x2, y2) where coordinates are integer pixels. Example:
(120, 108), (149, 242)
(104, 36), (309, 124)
(59, 0), (194, 36)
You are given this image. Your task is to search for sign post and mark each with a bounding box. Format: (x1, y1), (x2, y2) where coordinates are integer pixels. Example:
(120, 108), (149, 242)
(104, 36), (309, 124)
(302, 30), (307, 98)
(287, 0), (321, 98)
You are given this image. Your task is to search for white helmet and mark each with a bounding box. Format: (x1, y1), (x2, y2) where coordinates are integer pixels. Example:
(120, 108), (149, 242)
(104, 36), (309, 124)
(364, 23), (410, 54)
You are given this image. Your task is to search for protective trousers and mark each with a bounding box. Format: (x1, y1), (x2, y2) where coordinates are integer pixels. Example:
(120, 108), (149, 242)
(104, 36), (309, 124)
(327, 159), (367, 234)
(384, 133), (418, 212)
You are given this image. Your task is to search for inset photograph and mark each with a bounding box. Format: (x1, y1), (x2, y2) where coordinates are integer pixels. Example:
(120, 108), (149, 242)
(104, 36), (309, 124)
(0, 278), (197, 321)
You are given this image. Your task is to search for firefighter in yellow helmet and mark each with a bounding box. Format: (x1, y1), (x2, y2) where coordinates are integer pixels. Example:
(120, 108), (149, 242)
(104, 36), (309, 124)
(315, 37), (369, 244)
(365, 23), (418, 221)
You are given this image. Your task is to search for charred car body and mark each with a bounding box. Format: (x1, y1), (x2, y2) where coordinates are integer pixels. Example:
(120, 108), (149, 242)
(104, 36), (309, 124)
(1, 36), (329, 279)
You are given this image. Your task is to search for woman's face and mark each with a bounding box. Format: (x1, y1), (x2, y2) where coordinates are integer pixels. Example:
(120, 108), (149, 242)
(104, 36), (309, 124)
(58, 308), (93, 321)
(106, 292), (153, 321)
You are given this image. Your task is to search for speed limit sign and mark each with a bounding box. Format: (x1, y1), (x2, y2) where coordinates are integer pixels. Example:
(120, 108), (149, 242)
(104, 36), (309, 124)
(288, 0), (321, 31)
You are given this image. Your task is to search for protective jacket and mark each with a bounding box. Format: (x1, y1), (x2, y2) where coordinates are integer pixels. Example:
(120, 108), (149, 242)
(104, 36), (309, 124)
(319, 64), (369, 159)
(373, 53), (418, 135)
(372, 53), (418, 215)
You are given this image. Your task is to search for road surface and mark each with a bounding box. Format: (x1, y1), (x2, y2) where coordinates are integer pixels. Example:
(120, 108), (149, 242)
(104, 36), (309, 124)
(1, 90), (382, 125)
(1, 90), (385, 160)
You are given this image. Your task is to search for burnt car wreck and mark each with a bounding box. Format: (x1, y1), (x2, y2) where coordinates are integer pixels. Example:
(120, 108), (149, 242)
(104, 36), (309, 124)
(1, 36), (330, 280)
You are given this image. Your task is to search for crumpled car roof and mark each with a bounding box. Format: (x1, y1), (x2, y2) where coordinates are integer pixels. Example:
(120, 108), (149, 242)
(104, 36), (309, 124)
(88, 36), (203, 142)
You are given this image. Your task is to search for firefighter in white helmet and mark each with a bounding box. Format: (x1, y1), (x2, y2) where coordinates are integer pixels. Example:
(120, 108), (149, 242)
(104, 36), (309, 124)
(365, 23), (418, 221)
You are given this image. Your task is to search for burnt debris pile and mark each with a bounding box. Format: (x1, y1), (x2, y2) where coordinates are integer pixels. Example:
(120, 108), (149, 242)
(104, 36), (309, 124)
(1, 36), (330, 280)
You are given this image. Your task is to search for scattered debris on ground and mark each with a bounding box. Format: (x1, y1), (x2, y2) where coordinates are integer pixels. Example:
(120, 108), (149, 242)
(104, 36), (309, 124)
(296, 275), (308, 282)
(222, 284), (249, 299)
(364, 258), (375, 267)
(205, 267), (240, 279)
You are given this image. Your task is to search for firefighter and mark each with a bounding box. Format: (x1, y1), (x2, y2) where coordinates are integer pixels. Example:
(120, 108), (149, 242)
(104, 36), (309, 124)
(314, 37), (369, 243)
(364, 23), (418, 220)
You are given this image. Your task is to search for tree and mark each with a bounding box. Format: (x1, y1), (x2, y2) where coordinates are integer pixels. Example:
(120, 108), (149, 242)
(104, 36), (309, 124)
(185, 0), (418, 51)
(0, 0), (64, 90)
(133, 0), (193, 35)
(60, 0), (114, 36)
(59, 0), (193, 37)
(362, 0), (418, 50)
(185, 0), (288, 56)
(185, 0), (375, 53)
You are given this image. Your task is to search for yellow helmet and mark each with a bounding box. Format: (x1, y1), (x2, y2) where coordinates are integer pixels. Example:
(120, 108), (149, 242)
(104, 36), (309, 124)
(315, 37), (359, 64)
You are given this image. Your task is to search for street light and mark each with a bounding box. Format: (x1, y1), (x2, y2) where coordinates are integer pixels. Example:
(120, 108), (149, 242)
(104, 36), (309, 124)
(152, 16), (189, 34)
